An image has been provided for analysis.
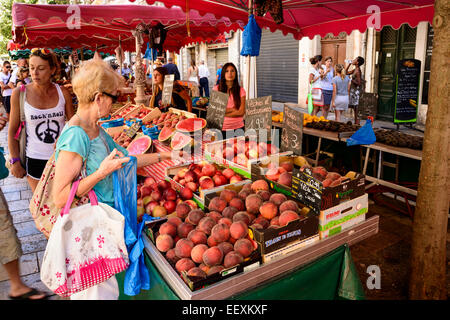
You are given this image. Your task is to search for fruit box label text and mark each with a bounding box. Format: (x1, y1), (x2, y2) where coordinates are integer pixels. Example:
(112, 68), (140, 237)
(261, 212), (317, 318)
(264, 229), (302, 248)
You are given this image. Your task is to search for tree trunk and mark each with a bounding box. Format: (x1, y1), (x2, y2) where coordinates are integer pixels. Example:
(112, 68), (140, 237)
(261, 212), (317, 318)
(409, 0), (449, 300)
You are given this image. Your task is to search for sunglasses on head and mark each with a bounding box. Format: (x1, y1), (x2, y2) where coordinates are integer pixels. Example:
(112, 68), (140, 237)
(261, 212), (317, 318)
(31, 48), (52, 57)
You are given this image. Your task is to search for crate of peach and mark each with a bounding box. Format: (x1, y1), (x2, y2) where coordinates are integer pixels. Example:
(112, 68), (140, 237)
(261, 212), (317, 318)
(165, 161), (251, 210)
(253, 153), (366, 211)
(203, 180), (319, 256)
(204, 136), (280, 179)
(144, 192), (262, 292)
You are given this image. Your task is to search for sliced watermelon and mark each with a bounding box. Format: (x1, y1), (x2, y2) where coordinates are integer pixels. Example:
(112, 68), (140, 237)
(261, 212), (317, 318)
(171, 132), (193, 150)
(175, 118), (207, 133)
(158, 126), (175, 142)
(127, 135), (152, 155)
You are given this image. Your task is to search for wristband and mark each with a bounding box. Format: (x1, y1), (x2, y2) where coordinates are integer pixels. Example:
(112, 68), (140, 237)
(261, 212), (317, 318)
(9, 157), (20, 165)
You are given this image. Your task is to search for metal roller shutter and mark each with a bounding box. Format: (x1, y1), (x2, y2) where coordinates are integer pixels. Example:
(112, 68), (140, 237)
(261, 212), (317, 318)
(257, 29), (299, 103)
(215, 48), (229, 67)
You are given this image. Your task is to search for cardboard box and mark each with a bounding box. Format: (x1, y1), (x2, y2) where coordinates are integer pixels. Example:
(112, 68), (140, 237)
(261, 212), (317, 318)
(204, 136), (281, 179)
(319, 193), (368, 239)
(165, 161), (251, 210)
(110, 102), (136, 119)
(262, 234), (319, 264)
(168, 107), (197, 119)
(203, 182), (319, 255)
(144, 218), (262, 292)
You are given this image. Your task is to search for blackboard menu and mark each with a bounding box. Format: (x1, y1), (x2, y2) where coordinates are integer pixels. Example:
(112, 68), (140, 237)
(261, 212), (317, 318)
(280, 104), (303, 155)
(245, 96), (272, 132)
(394, 59), (421, 123)
(291, 167), (322, 216)
(206, 91), (229, 130)
(161, 74), (174, 106)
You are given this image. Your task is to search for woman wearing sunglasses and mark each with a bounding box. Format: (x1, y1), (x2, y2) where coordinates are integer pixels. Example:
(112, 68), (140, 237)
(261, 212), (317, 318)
(8, 48), (75, 192)
(51, 58), (175, 299)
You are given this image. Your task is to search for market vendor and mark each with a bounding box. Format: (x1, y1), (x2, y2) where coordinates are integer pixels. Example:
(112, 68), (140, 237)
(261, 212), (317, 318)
(149, 66), (192, 112)
(51, 58), (174, 300)
(213, 62), (245, 137)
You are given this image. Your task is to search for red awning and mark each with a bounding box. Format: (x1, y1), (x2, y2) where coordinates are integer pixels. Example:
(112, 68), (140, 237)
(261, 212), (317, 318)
(12, 3), (245, 53)
(131, 0), (435, 39)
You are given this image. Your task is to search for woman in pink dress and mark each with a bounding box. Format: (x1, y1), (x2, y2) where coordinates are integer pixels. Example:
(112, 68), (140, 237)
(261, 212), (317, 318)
(213, 62), (246, 139)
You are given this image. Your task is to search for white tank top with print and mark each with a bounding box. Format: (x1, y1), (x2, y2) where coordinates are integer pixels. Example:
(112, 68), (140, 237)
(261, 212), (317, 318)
(24, 84), (66, 160)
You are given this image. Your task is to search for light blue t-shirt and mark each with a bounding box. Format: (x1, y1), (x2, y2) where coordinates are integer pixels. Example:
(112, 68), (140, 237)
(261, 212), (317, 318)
(55, 125), (129, 207)
(332, 75), (351, 96)
(321, 66), (334, 91)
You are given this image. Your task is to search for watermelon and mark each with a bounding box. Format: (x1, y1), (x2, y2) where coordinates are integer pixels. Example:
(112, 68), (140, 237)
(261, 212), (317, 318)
(158, 126), (175, 142)
(175, 118), (207, 133)
(171, 132), (193, 150)
(127, 135), (152, 155)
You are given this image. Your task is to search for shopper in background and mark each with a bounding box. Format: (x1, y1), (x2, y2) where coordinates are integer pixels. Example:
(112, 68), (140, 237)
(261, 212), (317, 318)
(309, 56), (323, 116)
(187, 60), (199, 85)
(163, 57), (180, 81)
(7, 58), (28, 91)
(331, 64), (351, 122)
(121, 63), (132, 79)
(8, 48), (74, 193)
(15, 67), (31, 87)
(216, 63), (223, 85)
(198, 60), (210, 97)
(319, 56), (334, 119)
(346, 56), (365, 125)
(214, 62), (246, 137)
(0, 61), (12, 117)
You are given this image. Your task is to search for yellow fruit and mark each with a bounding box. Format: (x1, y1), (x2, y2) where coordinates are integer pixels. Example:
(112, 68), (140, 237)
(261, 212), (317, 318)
(345, 171), (357, 179)
(293, 156), (309, 167)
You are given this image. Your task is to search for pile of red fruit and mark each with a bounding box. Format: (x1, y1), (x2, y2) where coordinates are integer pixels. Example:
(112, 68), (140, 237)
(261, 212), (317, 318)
(146, 110), (188, 128)
(112, 131), (133, 148)
(137, 177), (194, 222)
(172, 162), (244, 192)
(264, 161), (293, 187)
(127, 107), (151, 120)
(210, 138), (279, 167)
(110, 105), (135, 120)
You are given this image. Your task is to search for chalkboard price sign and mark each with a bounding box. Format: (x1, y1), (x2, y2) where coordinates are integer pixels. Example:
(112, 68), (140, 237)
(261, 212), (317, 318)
(206, 91), (229, 130)
(394, 59), (421, 123)
(161, 74), (175, 106)
(125, 121), (142, 139)
(245, 96), (272, 132)
(280, 104), (303, 155)
(291, 167), (323, 216)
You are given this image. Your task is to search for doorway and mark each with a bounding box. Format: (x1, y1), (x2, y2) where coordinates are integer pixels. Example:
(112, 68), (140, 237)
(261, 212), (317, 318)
(321, 32), (347, 65)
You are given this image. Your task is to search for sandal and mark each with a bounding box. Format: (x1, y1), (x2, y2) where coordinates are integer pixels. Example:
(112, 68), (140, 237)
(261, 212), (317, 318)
(8, 288), (49, 300)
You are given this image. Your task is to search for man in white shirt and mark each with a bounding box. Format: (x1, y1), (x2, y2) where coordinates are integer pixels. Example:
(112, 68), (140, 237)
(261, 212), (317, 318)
(121, 63), (132, 79)
(0, 61), (12, 116)
(7, 58), (28, 91)
(198, 60), (210, 97)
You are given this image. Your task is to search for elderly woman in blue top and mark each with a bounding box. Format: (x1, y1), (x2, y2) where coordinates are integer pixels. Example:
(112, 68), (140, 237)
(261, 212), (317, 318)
(52, 58), (172, 299)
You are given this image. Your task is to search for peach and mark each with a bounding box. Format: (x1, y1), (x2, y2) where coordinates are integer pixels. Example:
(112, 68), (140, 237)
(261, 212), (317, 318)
(217, 242), (234, 257)
(207, 265), (225, 276)
(175, 258), (195, 274)
(177, 222), (195, 238)
(186, 209), (205, 225)
(257, 190), (271, 202)
(176, 202), (191, 219)
(211, 223), (230, 243)
(199, 263), (210, 274)
(159, 222), (177, 238)
(207, 235), (218, 247)
(270, 216), (280, 227)
(174, 238), (194, 258)
(167, 216), (183, 228)
(259, 201), (278, 220)
(200, 177), (215, 190)
(322, 178), (333, 188)
(223, 251), (244, 268)
(220, 189), (238, 203)
(253, 216), (270, 229)
(187, 267), (207, 279)
(250, 223), (263, 230)
(197, 216), (216, 235)
(190, 244), (208, 264)
(218, 217), (233, 227)
(312, 172), (325, 182)
(222, 168), (236, 180)
(229, 197), (245, 211)
(155, 234), (174, 253)
(222, 206), (238, 220)
(330, 178), (343, 187)
(187, 229), (207, 245)
(279, 210), (300, 226)
(232, 212), (251, 225)
(242, 183), (252, 192)
(208, 197), (227, 213)
(326, 172), (341, 181)
(245, 194), (263, 214)
(312, 166), (328, 179)
(165, 248), (180, 264)
(278, 172), (292, 187)
(238, 190), (251, 200)
(234, 238), (254, 258)
(280, 161), (294, 172)
(251, 180), (269, 192)
(229, 221), (248, 239)
(265, 167), (280, 181)
(269, 193), (288, 206)
(279, 200), (299, 213)
(202, 246), (224, 267)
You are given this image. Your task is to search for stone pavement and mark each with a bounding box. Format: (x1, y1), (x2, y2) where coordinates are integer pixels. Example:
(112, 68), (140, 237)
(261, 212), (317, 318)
(0, 116), (58, 300)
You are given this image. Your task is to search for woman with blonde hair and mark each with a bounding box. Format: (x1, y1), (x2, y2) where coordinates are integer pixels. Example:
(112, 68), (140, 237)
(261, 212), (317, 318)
(8, 48), (74, 192)
(52, 58), (174, 300)
(331, 64), (351, 122)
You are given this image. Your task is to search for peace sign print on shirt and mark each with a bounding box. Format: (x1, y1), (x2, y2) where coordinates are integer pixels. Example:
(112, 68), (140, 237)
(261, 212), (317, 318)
(35, 119), (60, 144)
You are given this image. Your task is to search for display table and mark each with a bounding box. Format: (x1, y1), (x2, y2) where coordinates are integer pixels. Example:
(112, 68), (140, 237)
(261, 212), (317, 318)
(116, 215), (378, 300)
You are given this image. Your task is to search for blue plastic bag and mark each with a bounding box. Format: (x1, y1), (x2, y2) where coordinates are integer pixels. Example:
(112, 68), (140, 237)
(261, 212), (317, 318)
(113, 156), (152, 296)
(346, 119), (377, 146)
(240, 15), (262, 57)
